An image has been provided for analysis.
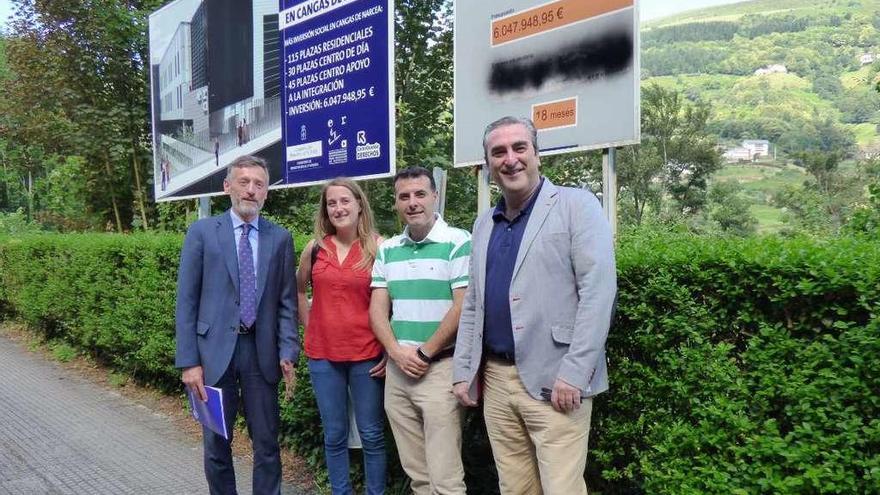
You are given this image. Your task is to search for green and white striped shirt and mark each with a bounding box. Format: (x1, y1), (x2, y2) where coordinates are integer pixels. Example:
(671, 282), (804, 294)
(371, 215), (471, 346)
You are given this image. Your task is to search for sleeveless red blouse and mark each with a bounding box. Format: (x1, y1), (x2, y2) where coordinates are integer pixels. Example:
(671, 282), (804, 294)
(304, 237), (382, 361)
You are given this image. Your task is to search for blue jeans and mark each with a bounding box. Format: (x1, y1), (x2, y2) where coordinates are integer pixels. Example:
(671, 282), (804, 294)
(308, 358), (386, 495)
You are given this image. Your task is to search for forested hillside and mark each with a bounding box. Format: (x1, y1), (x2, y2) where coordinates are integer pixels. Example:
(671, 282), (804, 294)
(642, 0), (880, 154)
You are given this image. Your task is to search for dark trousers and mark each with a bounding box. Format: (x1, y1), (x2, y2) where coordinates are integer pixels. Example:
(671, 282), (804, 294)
(203, 333), (281, 495)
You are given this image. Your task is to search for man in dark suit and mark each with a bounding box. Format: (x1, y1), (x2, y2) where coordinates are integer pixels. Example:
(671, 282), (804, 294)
(453, 117), (616, 494)
(176, 154), (298, 495)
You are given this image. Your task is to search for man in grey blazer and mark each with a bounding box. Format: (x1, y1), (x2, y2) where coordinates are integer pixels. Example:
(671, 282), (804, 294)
(176, 155), (298, 495)
(453, 117), (616, 494)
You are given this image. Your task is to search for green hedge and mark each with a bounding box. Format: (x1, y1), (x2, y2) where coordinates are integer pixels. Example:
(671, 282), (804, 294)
(0, 232), (877, 494)
(604, 233), (880, 494)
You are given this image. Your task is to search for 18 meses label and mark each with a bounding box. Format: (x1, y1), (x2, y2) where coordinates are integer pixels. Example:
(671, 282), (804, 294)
(492, 7), (564, 40)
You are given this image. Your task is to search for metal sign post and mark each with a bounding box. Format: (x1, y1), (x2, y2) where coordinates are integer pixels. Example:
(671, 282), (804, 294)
(602, 147), (618, 239)
(198, 196), (211, 219)
(477, 165), (492, 215)
(432, 167), (448, 217)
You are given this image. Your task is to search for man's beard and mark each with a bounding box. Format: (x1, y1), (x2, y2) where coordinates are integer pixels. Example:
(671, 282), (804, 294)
(233, 197), (263, 218)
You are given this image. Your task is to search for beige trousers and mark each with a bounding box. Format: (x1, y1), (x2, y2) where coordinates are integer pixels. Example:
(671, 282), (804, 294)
(483, 359), (593, 495)
(385, 358), (465, 495)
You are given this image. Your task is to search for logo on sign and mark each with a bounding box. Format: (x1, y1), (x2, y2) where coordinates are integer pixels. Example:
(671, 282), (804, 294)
(328, 118), (348, 165)
(356, 129), (381, 160)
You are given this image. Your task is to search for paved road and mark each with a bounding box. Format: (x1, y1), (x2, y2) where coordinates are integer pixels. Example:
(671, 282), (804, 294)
(0, 334), (307, 495)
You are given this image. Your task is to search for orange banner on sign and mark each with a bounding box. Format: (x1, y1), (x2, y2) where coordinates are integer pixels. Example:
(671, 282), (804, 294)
(532, 98), (577, 130)
(491, 0), (633, 46)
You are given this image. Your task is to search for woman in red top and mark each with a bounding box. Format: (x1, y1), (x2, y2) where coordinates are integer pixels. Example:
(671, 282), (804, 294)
(296, 177), (386, 494)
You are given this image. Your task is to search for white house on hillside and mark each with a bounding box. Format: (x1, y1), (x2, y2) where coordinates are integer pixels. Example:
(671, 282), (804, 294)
(723, 140), (771, 162)
(754, 64), (788, 76)
(723, 147), (752, 162)
(743, 140), (770, 157)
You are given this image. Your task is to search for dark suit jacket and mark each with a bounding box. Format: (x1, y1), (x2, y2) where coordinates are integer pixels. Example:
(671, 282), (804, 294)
(175, 210), (299, 386)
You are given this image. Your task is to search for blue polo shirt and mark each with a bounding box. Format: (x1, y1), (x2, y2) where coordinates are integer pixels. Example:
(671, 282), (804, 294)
(483, 178), (544, 355)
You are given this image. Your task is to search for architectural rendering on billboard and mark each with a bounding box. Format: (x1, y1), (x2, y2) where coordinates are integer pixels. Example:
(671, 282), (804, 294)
(279, 0), (395, 186)
(150, 0), (282, 201)
(149, 0), (394, 201)
(454, 0), (641, 166)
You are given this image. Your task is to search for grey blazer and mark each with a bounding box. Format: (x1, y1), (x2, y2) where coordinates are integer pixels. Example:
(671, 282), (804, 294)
(453, 179), (616, 401)
(175, 210), (299, 386)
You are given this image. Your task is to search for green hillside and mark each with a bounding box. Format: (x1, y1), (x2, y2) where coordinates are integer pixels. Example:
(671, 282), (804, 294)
(641, 0), (880, 154)
(646, 0), (880, 27)
(712, 162), (807, 232)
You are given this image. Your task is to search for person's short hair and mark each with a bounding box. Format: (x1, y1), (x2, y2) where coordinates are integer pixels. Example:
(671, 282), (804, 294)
(482, 116), (539, 161)
(226, 155), (269, 180)
(393, 166), (436, 191)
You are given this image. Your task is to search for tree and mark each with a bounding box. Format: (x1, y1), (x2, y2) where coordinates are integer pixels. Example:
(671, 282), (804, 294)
(540, 152), (602, 191)
(2, 0), (163, 231)
(704, 180), (758, 236)
(775, 150), (862, 234)
(792, 150), (843, 196)
(843, 183), (880, 235)
(774, 184), (834, 234)
(812, 74), (843, 100)
(0, 10), (77, 222)
(617, 144), (663, 225)
(776, 116), (854, 155)
(841, 158), (880, 236)
(395, 0), (454, 169)
(35, 155), (101, 231)
(661, 99), (722, 213)
(835, 86), (880, 124)
(618, 84), (722, 225)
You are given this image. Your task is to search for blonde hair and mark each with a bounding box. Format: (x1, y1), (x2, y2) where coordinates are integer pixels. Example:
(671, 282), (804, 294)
(313, 178), (378, 271)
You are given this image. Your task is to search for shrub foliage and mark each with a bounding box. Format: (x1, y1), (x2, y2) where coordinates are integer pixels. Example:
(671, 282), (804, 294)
(0, 232), (877, 493)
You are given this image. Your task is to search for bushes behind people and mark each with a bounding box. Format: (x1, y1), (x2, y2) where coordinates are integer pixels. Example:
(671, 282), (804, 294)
(0, 232), (876, 493)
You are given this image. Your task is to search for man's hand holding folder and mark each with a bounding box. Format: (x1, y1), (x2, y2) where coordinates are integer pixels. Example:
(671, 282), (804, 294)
(183, 364), (228, 439)
(182, 365), (207, 402)
(187, 385), (228, 440)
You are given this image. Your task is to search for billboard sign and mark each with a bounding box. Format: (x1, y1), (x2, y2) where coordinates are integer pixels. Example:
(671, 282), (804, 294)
(279, 0), (395, 186)
(454, 0), (640, 166)
(148, 0), (394, 201)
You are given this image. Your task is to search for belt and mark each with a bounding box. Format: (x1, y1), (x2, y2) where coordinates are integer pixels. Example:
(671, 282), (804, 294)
(419, 346), (455, 363)
(485, 349), (515, 364)
(237, 323), (254, 335)
(431, 347), (455, 361)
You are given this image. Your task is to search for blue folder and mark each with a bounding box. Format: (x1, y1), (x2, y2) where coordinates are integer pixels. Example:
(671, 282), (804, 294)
(188, 386), (228, 440)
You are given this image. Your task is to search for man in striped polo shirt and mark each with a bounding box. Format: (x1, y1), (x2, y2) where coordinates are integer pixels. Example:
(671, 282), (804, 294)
(369, 166), (471, 494)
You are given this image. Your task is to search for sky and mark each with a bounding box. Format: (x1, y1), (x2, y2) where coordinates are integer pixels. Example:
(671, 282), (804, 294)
(148, 0), (200, 63)
(0, 0), (10, 32)
(0, 0), (747, 32)
(641, 0), (745, 21)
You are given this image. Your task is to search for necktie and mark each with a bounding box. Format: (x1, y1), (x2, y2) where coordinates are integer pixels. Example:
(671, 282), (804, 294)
(239, 223), (256, 328)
